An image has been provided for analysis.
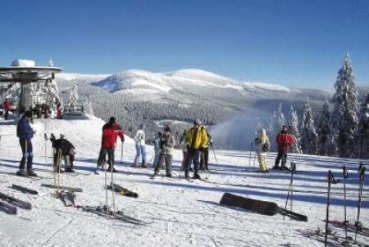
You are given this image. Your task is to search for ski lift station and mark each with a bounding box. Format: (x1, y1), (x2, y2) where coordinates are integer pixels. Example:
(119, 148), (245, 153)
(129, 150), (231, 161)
(0, 59), (62, 116)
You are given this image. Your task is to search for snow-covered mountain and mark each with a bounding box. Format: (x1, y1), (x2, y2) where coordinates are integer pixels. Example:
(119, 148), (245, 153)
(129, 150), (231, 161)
(55, 69), (332, 149)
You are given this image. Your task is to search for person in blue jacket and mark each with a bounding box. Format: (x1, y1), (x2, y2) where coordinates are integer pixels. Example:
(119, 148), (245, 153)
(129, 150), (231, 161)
(16, 110), (37, 177)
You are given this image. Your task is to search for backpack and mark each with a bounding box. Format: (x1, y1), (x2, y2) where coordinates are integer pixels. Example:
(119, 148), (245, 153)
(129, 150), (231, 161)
(262, 141), (270, 152)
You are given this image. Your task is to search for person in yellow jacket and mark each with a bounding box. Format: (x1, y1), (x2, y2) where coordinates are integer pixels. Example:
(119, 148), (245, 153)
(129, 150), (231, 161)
(184, 119), (208, 179)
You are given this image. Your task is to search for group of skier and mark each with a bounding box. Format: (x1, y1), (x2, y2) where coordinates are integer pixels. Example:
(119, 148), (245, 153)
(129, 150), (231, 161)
(13, 111), (294, 178)
(254, 125), (295, 173)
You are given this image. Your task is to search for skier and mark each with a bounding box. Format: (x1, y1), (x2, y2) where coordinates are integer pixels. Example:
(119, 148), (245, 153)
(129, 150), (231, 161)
(50, 134), (76, 172)
(16, 110), (37, 177)
(97, 117), (124, 172)
(255, 128), (270, 173)
(152, 132), (162, 168)
(273, 125), (295, 170)
(184, 119), (209, 179)
(3, 98), (11, 120)
(153, 126), (175, 177)
(179, 130), (188, 170)
(133, 123), (147, 168)
(200, 132), (213, 171)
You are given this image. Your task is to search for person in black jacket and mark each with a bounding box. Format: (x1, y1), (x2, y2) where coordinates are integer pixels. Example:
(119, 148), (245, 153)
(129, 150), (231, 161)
(50, 134), (76, 173)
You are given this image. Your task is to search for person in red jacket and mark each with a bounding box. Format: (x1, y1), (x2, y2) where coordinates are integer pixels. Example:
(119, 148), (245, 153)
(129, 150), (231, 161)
(4, 98), (11, 120)
(97, 117), (124, 172)
(273, 125), (295, 170)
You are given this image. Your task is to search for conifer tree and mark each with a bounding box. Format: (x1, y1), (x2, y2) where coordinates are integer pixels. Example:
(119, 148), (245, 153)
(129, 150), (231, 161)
(288, 105), (302, 153)
(316, 99), (333, 156)
(331, 54), (359, 157)
(357, 92), (369, 158)
(300, 98), (318, 154)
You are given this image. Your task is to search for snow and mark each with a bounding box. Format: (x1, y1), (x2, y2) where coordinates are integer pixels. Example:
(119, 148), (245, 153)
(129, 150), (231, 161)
(0, 115), (368, 247)
(10, 59), (36, 67)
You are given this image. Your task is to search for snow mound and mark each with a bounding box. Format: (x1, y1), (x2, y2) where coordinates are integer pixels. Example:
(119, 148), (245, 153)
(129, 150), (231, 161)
(11, 59), (36, 67)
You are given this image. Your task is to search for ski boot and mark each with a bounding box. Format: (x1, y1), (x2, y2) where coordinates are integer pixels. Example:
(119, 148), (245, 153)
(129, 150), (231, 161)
(27, 169), (38, 177)
(16, 169), (27, 177)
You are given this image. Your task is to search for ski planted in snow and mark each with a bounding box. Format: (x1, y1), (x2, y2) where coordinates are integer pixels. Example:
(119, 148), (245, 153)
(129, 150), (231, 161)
(0, 200), (17, 214)
(107, 183), (138, 198)
(41, 184), (83, 192)
(11, 184), (38, 195)
(0, 192), (32, 209)
(220, 193), (307, 221)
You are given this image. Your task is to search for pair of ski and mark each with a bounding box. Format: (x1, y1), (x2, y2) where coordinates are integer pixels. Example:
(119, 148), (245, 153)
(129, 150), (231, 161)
(300, 228), (369, 247)
(106, 183), (138, 198)
(0, 191), (32, 215)
(79, 205), (148, 225)
(327, 220), (369, 238)
(151, 174), (194, 183)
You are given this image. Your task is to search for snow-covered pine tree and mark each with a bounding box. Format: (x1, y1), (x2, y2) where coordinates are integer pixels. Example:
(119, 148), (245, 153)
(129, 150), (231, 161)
(68, 84), (79, 107)
(300, 98), (318, 154)
(330, 54), (359, 158)
(316, 99), (333, 156)
(357, 92), (369, 158)
(288, 105), (302, 153)
(268, 111), (278, 151)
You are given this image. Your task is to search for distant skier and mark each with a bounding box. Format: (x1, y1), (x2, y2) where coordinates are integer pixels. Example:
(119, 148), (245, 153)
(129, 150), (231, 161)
(133, 123), (147, 168)
(179, 130), (188, 170)
(153, 126), (175, 178)
(255, 128), (270, 173)
(200, 131), (213, 171)
(273, 125), (295, 170)
(16, 110), (37, 177)
(184, 119), (209, 179)
(50, 134), (76, 173)
(3, 98), (11, 120)
(152, 131), (162, 168)
(97, 117), (124, 172)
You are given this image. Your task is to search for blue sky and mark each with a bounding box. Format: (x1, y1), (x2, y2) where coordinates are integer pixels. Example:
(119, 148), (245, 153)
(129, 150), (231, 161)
(1, 0), (369, 89)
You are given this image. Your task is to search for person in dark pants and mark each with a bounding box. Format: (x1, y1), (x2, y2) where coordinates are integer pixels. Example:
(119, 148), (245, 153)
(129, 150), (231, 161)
(153, 126), (175, 178)
(184, 119), (209, 179)
(273, 125), (295, 170)
(3, 98), (11, 120)
(97, 117), (124, 172)
(16, 111), (37, 177)
(200, 133), (213, 171)
(50, 134), (76, 173)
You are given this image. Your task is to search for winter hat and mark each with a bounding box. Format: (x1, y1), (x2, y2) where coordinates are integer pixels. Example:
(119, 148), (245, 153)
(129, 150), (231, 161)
(194, 119), (201, 125)
(164, 126), (171, 132)
(109, 117), (116, 124)
(24, 110), (32, 118)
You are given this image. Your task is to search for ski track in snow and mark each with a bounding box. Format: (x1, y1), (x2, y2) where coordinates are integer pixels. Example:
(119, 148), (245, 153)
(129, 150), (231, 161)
(0, 116), (368, 247)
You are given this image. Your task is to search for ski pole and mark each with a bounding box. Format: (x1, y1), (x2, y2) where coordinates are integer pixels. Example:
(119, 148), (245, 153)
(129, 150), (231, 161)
(355, 163), (366, 242)
(342, 165), (349, 245)
(249, 141), (252, 168)
(104, 156), (109, 211)
(110, 155), (116, 212)
(210, 144), (217, 163)
(325, 170), (339, 247)
(120, 142), (123, 163)
(285, 162), (296, 212)
(44, 133), (48, 166)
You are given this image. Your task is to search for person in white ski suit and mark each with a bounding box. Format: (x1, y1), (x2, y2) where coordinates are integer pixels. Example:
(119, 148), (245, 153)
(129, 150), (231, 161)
(133, 123), (147, 167)
(255, 128), (270, 173)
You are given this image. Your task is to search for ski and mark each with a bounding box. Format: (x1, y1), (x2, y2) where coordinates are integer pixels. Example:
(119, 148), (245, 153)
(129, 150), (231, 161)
(0, 200), (17, 214)
(326, 220), (369, 238)
(300, 228), (369, 247)
(220, 193), (307, 221)
(41, 184), (83, 192)
(11, 184), (38, 195)
(0, 192), (32, 209)
(79, 205), (147, 225)
(58, 191), (76, 207)
(107, 183), (138, 198)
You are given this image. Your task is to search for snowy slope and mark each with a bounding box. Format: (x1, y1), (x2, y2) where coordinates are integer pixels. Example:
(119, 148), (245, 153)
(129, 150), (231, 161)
(1, 116), (368, 247)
